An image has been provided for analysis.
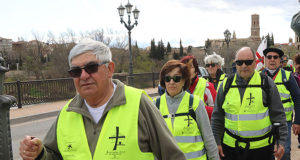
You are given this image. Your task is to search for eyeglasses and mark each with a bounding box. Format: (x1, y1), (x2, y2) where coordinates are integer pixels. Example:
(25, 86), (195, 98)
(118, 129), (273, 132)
(165, 76), (182, 83)
(205, 63), (216, 67)
(281, 60), (288, 63)
(235, 60), (254, 66)
(266, 55), (279, 60)
(68, 62), (107, 78)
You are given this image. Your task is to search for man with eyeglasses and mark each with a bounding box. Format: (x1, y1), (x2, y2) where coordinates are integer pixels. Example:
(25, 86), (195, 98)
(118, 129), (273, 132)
(19, 39), (187, 160)
(261, 47), (300, 160)
(212, 47), (287, 160)
(281, 55), (295, 73)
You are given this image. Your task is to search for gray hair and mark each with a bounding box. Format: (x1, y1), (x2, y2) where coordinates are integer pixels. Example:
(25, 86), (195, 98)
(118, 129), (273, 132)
(68, 38), (112, 67)
(204, 52), (224, 66)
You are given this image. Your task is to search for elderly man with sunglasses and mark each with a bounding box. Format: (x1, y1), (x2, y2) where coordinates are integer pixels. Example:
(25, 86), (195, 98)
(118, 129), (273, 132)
(19, 39), (187, 160)
(261, 47), (300, 160)
(211, 47), (287, 160)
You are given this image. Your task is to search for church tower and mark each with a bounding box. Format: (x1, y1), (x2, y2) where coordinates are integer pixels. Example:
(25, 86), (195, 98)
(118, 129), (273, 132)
(251, 14), (260, 39)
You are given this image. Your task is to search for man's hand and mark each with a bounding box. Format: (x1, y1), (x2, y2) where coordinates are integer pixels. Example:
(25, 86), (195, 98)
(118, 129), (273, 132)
(19, 136), (43, 160)
(274, 144), (285, 160)
(217, 145), (224, 159)
(293, 124), (300, 135)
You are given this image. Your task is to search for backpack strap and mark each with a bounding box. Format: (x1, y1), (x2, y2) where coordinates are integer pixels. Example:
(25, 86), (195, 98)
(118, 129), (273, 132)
(157, 94), (196, 121)
(188, 94), (196, 121)
(260, 72), (270, 107)
(223, 74), (235, 97)
(155, 97), (161, 109)
(275, 69), (290, 91)
(223, 73), (270, 107)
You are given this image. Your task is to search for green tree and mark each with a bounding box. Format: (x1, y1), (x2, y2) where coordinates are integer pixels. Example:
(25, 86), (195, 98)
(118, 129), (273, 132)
(270, 33), (274, 46)
(157, 40), (165, 60)
(149, 39), (156, 58)
(179, 39), (184, 57)
(205, 38), (211, 54)
(265, 33), (274, 48)
(166, 42), (171, 53)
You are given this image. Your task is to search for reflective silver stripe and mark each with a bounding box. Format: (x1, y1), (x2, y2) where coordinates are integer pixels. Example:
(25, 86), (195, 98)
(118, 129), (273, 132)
(225, 112), (238, 121)
(185, 148), (206, 159)
(284, 106), (294, 113)
(225, 110), (269, 121)
(228, 125), (272, 137)
(279, 92), (290, 98)
(239, 110), (269, 121)
(175, 136), (203, 143)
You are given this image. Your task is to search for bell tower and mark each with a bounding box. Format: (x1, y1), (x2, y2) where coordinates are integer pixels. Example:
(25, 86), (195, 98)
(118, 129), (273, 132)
(251, 14), (260, 39)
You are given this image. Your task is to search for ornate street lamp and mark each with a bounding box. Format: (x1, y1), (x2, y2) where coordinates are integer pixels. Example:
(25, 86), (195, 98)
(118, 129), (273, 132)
(224, 29), (231, 48)
(117, 1), (140, 86)
(224, 29), (231, 73)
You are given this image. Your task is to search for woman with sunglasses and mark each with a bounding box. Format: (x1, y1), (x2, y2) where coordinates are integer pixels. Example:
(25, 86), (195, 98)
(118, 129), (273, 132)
(204, 53), (226, 91)
(180, 56), (216, 120)
(155, 60), (218, 160)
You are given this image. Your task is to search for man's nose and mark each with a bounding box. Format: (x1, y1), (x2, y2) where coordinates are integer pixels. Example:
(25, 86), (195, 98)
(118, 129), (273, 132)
(80, 69), (90, 79)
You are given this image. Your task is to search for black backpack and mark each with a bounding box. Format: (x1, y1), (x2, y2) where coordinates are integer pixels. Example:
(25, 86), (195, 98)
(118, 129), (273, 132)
(223, 73), (270, 107)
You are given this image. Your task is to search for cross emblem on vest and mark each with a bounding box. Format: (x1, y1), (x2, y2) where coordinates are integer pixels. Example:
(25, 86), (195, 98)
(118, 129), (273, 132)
(184, 115), (193, 127)
(67, 144), (72, 150)
(246, 93), (255, 105)
(109, 126), (125, 150)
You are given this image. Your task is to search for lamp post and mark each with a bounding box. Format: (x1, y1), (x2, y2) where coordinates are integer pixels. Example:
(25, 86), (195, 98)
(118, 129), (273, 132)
(224, 29), (231, 48)
(117, 1), (140, 86)
(224, 29), (231, 73)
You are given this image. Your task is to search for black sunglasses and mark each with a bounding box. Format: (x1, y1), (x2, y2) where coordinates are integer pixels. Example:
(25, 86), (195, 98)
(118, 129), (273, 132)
(266, 55), (279, 60)
(165, 76), (182, 83)
(205, 63), (216, 67)
(235, 60), (254, 66)
(68, 62), (107, 78)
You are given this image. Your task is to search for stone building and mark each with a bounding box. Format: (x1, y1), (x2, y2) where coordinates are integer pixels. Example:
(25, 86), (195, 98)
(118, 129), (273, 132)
(207, 14), (262, 53)
(0, 37), (12, 53)
(204, 14), (262, 70)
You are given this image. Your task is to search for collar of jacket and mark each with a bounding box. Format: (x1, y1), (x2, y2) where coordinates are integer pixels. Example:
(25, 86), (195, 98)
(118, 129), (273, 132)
(66, 79), (127, 119)
(265, 68), (280, 79)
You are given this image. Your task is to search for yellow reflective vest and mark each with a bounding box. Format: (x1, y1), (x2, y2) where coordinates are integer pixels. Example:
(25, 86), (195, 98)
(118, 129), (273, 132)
(222, 71), (273, 149)
(273, 69), (294, 121)
(158, 92), (207, 160)
(193, 77), (207, 103)
(216, 73), (226, 91)
(57, 86), (154, 160)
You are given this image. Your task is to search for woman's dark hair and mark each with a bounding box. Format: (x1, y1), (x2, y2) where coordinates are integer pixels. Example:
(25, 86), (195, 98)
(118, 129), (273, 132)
(180, 55), (200, 76)
(294, 54), (300, 65)
(294, 53), (300, 71)
(159, 60), (191, 90)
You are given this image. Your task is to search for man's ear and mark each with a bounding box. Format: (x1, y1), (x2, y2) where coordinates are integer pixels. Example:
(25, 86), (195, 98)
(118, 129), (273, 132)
(107, 62), (115, 78)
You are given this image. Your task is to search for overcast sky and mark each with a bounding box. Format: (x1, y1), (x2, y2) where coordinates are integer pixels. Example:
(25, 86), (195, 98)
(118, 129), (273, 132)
(0, 0), (299, 47)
